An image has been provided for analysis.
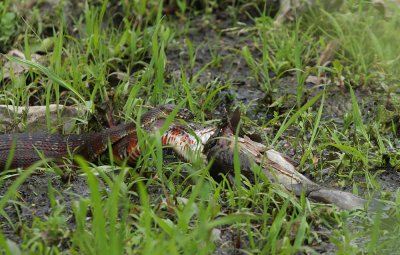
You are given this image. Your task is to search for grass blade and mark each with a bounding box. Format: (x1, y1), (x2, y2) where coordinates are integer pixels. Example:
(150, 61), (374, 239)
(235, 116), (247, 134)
(272, 91), (323, 145)
(6, 56), (86, 104)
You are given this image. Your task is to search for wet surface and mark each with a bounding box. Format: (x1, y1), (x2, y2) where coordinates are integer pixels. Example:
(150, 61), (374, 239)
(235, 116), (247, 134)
(0, 172), (89, 243)
(0, 11), (399, 254)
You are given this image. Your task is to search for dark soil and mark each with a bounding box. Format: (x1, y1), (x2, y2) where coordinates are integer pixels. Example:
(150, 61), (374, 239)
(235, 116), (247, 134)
(0, 12), (399, 255)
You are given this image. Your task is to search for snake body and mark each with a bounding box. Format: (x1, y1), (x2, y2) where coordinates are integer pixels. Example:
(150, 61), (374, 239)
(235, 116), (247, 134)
(0, 104), (193, 170)
(0, 104), (369, 209)
(112, 119), (205, 164)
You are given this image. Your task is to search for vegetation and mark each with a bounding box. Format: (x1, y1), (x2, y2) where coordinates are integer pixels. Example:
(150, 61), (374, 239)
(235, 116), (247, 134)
(0, 0), (399, 254)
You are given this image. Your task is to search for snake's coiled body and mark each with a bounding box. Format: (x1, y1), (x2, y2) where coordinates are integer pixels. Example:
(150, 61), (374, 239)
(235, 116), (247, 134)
(0, 104), (193, 170)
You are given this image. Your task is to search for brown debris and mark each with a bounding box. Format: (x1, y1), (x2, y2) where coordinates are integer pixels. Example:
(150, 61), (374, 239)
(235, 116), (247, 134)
(0, 104), (85, 133)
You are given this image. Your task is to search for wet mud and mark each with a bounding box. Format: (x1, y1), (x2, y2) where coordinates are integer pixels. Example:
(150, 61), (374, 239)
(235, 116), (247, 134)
(0, 13), (398, 254)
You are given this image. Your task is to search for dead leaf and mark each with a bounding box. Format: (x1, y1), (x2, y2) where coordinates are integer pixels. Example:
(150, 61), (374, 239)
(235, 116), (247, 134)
(306, 74), (345, 87)
(318, 40), (339, 66)
(312, 154), (319, 166)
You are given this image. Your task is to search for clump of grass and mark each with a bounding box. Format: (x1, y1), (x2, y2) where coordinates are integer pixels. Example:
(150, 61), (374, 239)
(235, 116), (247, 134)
(306, 1), (400, 85)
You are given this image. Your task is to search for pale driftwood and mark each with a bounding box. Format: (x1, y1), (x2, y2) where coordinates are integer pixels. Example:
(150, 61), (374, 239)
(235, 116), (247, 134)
(263, 149), (366, 210)
(184, 126), (368, 210)
(266, 150), (377, 210)
(236, 135), (367, 210)
(0, 104), (85, 133)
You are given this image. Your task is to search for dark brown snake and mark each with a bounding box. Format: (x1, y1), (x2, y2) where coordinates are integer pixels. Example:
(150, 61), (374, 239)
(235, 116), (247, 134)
(0, 104), (194, 170)
(0, 104), (371, 209)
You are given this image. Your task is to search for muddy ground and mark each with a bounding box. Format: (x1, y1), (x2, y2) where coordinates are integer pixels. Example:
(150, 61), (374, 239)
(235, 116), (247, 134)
(1, 12), (399, 254)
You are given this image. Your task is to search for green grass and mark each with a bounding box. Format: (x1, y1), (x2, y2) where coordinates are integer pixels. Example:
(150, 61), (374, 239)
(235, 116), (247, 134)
(0, 0), (400, 254)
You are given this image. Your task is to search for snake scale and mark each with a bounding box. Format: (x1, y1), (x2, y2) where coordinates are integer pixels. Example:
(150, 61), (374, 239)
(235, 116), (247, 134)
(0, 104), (193, 170)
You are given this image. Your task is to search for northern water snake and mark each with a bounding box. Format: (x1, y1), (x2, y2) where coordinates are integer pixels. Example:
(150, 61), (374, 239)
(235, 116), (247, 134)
(0, 104), (370, 210)
(0, 104), (193, 170)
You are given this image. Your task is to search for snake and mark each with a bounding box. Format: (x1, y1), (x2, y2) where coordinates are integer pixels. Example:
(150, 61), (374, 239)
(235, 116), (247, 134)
(0, 104), (370, 209)
(0, 104), (193, 170)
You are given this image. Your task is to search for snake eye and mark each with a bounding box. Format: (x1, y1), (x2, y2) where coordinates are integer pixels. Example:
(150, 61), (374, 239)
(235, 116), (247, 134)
(178, 108), (194, 120)
(160, 104), (194, 120)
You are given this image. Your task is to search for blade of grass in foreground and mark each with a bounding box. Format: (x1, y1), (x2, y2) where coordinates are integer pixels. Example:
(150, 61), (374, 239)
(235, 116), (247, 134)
(137, 179), (153, 254)
(0, 165), (36, 254)
(106, 168), (128, 254)
(74, 163), (132, 254)
(292, 213), (308, 252)
(0, 168), (36, 212)
(176, 169), (207, 233)
(73, 156), (127, 255)
(262, 200), (289, 254)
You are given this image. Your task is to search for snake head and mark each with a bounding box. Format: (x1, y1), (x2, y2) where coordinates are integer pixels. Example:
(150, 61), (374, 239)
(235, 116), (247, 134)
(176, 107), (195, 120)
(203, 107), (238, 153)
(160, 104), (194, 120)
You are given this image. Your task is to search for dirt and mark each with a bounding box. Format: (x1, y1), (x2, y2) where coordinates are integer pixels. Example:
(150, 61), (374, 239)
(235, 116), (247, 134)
(0, 12), (399, 255)
(0, 172), (89, 242)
